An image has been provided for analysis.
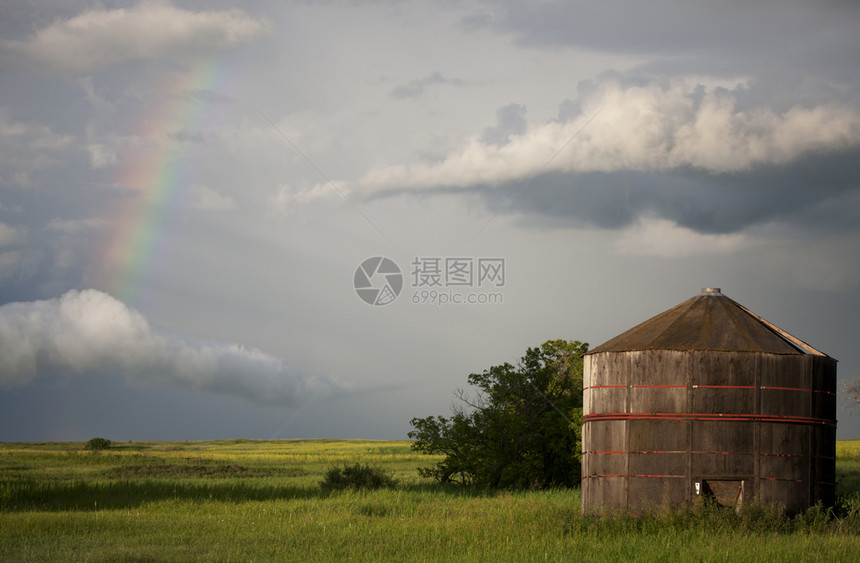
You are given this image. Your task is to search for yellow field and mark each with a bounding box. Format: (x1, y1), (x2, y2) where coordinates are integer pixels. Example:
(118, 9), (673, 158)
(837, 440), (860, 458)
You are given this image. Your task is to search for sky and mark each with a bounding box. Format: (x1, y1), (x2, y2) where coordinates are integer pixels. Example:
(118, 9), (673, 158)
(1, 0), (859, 442)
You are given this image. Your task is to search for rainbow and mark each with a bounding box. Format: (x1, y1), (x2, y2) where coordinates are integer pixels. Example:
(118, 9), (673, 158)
(100, 60), (225, 306)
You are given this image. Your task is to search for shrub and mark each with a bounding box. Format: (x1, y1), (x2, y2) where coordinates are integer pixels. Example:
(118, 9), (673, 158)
(320, 463), (398, 492)
(795, 502), (830, 534)
(85, 437), (112, 451)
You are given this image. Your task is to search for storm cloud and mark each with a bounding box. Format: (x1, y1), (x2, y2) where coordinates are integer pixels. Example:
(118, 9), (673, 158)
(480, 149), (860, 234)
(359, 78), (860, 235)
(468, 1), (860, 81)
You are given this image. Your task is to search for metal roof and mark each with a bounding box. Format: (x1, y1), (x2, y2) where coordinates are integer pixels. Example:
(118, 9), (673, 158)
(588, 288), (829, 356)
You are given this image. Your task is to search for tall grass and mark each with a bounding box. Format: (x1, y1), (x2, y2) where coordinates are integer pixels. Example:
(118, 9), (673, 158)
(1, 439), (859, 561)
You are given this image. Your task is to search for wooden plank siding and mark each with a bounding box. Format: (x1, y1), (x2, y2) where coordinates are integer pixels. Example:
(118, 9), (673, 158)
(582, 350), (837, 515)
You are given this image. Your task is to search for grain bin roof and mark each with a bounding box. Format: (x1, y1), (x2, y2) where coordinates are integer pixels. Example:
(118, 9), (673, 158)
(588, 288), (829, 356)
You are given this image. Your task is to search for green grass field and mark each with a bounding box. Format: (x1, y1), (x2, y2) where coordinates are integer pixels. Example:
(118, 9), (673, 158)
(1, 439), (859, 561)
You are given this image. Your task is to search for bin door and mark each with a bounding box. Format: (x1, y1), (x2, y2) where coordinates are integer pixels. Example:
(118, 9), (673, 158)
(695, 479), (745, 509)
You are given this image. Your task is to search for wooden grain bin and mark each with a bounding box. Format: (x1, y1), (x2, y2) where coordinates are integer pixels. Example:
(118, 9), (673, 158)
(581, 288), (836, 515)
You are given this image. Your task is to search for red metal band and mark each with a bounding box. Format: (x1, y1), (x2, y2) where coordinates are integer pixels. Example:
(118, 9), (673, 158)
(583, 412), (835, 427)
(582, 450), (687, 455)
(761, 386), (811, 393)
(582, 451), (811, 457)
(582, 474), (687, 479)
(585, 385), (835, 393)
(582, 474), (685, 479)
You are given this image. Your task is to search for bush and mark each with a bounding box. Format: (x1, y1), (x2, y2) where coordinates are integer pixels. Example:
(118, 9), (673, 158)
(320, 463), (398, 492)
(85, 437), (112, 451)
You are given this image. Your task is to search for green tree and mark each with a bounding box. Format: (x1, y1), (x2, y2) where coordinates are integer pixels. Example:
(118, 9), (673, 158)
(408, 339), (588, 489)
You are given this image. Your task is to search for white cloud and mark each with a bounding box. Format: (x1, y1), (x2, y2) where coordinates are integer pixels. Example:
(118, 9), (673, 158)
(269, 182), (346, 217)
(191, 185), (237, 211)
(614, 217), (749, 258)
(86, 144), (116, 169)
(0, 108), (76, 188)
(43, 218), (107, 270)
(45, 218), (108, 234)
(359, 80), (860, 192)
(0, 108), (73, 151)
(0, 222), (25, 247)
(5, 1), (271, 73)
(390, 72), (466, 99)
(0, 289), (334, 405)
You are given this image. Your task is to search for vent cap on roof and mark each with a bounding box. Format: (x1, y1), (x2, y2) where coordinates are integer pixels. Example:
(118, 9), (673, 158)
(701, 287), (721, 295)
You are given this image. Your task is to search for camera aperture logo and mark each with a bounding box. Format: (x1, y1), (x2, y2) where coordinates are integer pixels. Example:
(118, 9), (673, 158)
(354, 256), (403, 306)
(354, 256), (505, 307)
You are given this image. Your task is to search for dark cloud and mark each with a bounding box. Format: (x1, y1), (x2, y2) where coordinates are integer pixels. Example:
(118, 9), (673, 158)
(470, 0), (860, 97)
(482, 103), (528, 146)
(370, 145), (860, 237)
(472, 1), (859, 57)
(0, 160), (132, 303)
(478, 148), (860, 234)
